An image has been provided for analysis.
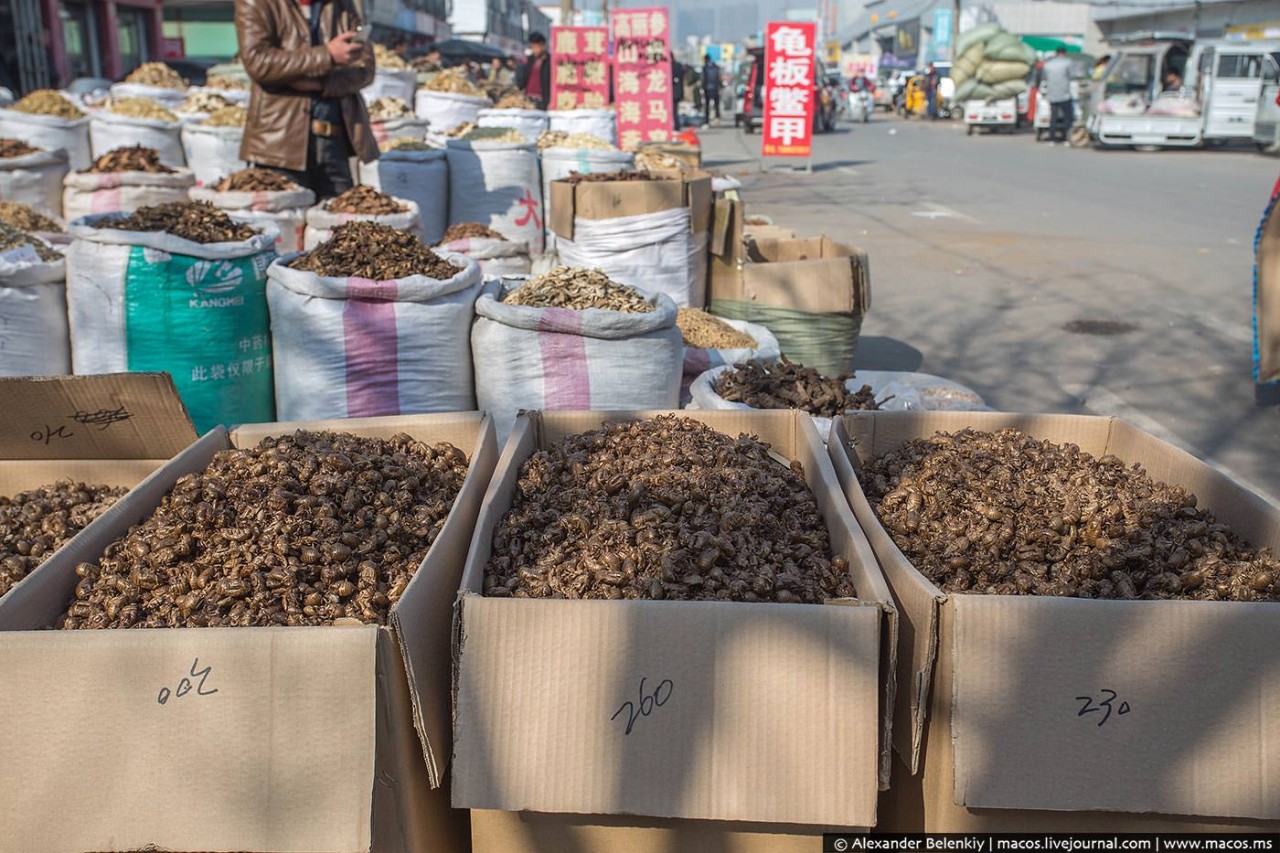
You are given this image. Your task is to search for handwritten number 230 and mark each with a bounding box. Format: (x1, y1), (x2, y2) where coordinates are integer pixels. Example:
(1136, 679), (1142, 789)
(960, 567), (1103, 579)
(1076, 689), (1131, 727)
(611, 677), (673, 735)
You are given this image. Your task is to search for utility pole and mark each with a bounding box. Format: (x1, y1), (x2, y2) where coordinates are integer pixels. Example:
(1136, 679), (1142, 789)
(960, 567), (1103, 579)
(952, 0), (961, 61)
(561, 0), (574, 26)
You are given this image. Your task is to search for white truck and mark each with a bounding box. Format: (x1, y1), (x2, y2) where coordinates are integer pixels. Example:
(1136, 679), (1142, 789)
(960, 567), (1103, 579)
(1252, 51), (1280, 155)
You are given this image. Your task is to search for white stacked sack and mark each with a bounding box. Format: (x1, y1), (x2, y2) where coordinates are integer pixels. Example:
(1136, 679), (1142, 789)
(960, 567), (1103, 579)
(108, 82), (187, 110)
(369, 115), (429, 148)
(267, 251), (482, 421)
(63, 169), (196, 222)
(90, 111), (186, 168)
(0, 240), (69, 376)
(361, 149), (448, 244)
(0, 146), (70, 217)
(436, 232), (530, 278)
(363, 68), (418, 106)
(539, 145), (632, 249)
(303, 196), (422, 250)
(446, 139), (543, 256)
(415, 90), (489, 133)
(189, 182), (315, 255)
(180, 123), (246, 186)
(548, 109), (617, 146)
(0, 109), (92, 170)
(477, 108), (548, 143)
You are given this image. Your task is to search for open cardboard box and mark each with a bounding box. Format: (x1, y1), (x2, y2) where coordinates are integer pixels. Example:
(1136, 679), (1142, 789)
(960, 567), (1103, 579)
(452, 410), (898, 847)
(0, 412), (498, 853)
(0, 373), (197, 602)
(829, 411), (1280, 830)
(548, 172), (713, 243)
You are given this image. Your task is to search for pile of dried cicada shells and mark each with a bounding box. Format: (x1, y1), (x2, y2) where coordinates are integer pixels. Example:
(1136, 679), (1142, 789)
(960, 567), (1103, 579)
(861, 427), (1280, 601)
(290, 222), (461, 280)
(713, 358), (878, 417)
(504, 267), (654, 313)
(0, 482), (127, 598)
(59, 430), (470, 628)
(484, 416), (853, 603)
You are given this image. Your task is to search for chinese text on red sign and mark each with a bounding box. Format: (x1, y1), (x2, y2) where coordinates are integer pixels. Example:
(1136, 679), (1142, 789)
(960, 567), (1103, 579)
(550, 26), (610, 111)
(611, 7), (673, 150)
(762, 21), (816, 158)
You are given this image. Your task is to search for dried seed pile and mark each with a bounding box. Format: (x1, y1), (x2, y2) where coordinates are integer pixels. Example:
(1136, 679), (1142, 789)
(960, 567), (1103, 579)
(290, 222), (461, 280)
(861, 428), (1280, 602)
(368, 96), (413, 120)
(423, 67), (488, 98)
(59, 430), (471, 629)
(677, 308), (756, 349)
(440, 222), (507, 242)
(177, 91), (234, 114)
(505, 267), (654, 313)
(202, 105), (246, 127)
(714, 358), (878, 417)
(494, 92), (537, 109)
(124, 62), (188, 90)
(374, 43), (410, 70)
(106, 97), (178, 123)
(484, 416), (852, 602)
(445, 121), (477, 138)
(213, 168), (299, 193)
(325, 184), (407, 215)
(564, 170), (657, 184)
(536, 130), (616, 151)
(100, 201), (254, 243)
(0, 223), (61, 261)
(0, 482), (127, 599)
(382, 137), (432, 151)
(459, 126), (525, 144)
(11, 90), (84, 119)
(205, 75), (247, 92)
(0, 201), (61, 233)
(636, 150), (687, 171)
(82, 145), (176, 174)
(411, 56), (442, 73)
(0, 138), (39, 158)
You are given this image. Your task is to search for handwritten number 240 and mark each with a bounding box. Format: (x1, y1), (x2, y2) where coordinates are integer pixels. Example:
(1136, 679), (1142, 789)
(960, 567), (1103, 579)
(1076, 689), (1131, 727)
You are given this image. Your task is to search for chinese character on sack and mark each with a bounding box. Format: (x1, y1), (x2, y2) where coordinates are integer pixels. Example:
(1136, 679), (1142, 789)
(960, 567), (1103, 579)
(645, 68), (669, 94)
(556, 90), (579, 110)
(769, 116), (807, 145)
(227, 361), (241, 378)
(254, 356), (267, 372)
(769, 57), (811, 87)
(241, 359), (254, 375)
(191, 365), (208, 382)
(252, 335), (265, 349)
(239, 338), (252, 353)
(769, 86), (810, 116)
(646, 99), (670, 124)
(584, 60), (607, 86)
(648, 11), (666, 37)
(515, 189), (542, 229)
(616, 42), (640, 65)
(631, 13), (649, 37)
(583, 91), (606, 109)
(770, 25), (813, 56)
(556, 63), (578, 85)
(621, 129), (643, 150)
(614, 15), (632, 38)
(210, 364), (226, 381)
(585, 30), (606, 54)
(555, 30), (579, 55)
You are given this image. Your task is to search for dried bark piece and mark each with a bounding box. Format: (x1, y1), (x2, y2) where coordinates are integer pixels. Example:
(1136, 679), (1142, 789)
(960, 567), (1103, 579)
(290, 221), (461, 280)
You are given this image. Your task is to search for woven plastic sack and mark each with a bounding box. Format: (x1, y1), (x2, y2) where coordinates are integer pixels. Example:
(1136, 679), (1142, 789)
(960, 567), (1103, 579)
(0, 244), (70, 376)
(189, 184), (316, 255)
(547, 109), (617, 145)
(471, 279), (682, 440)
(188, 85), (249, 107)
(955, 23), (1001, 58)
(435, 236), (530, 279)
(90, 111), (185, 167)
(477, 108), (548, 143)
(953, 44), (985, 86)
(414, 90), (489, 133)
(362, 69), (417, 106)
(0, 110), (92, 170)
(0, 148), (69, 217)
(679, 317), (779, 404)
(360, 149), (448, 244)
(109, 82), (187, 110)
(303, 196), (422, 249)
(446, 139), (543, 255)
(65, 215), (277, 431)
(989, 79), (1028, 100)
(63, 169), (196, 222)
(977, 61), (1031, 85)
(369, 116), (429, 148)
(266, 250), (481, 420)
(983, 33), (1036, 64)
(539, 146), (633, 248)
(180, 123), (246, 186)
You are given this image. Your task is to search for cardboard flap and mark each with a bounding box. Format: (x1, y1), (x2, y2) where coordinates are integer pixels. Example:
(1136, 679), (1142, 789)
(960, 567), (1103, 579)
(711, 197), (739, 260)
(0, 626), (378, 853)
(0, 373), (196, 460)
(549, 175), (712, 241)
(951, 595), (1280, 819)
(1258, 195), (1280, 384)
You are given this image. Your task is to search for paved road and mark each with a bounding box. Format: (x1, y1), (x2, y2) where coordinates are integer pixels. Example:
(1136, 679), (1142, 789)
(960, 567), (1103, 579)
(699, 115), (1280, 502)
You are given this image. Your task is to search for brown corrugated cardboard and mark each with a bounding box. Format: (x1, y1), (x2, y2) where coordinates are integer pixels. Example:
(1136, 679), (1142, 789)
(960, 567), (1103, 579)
(0, 412), (497, 853)
(1257, 193), (1279, 384)
(829, 411), (1280, 827)
(549, 173), (713, 241)
(452, 410), (896, 829)
(710, 232), (870, 316)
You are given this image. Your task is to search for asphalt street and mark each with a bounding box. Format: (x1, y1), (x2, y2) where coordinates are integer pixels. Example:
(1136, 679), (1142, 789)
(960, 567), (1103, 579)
(699, 114), (1280, 503)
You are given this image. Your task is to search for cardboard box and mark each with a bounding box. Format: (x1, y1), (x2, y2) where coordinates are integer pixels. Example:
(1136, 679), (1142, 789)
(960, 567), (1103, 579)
(0, 412), (498, 853)
(1255, 192), (1278, 385)
(637, 141), (703, 170)
(549, 172), (713, 242)
(829, 411), (1280, 829)
(0, 373), (196, 602)
(452, 410), (897, 831)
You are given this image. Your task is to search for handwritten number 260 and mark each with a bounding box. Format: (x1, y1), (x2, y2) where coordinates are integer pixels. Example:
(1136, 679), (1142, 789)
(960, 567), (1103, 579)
(1076, 689), (1131, 727)
(611, 677), (673, 735)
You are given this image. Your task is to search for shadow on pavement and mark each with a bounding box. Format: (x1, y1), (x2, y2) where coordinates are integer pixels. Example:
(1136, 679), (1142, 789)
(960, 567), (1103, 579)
(853, 336), (924, 372)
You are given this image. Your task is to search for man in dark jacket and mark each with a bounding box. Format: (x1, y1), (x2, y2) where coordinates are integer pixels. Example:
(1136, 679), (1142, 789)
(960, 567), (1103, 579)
(515, 32), (551, 109)
(701, 54), (721, 124)
(235, 0), (378, 199)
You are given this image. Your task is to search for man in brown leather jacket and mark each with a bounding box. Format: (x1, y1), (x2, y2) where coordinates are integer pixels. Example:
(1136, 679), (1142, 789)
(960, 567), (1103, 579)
(235, 0), (378, 199)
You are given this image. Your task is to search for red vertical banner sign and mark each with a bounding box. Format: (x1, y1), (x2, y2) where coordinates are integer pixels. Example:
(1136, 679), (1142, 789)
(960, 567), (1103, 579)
(762, 21), (816, 158)
(550, 26), (610, 111)
(611, 7), (673, 150)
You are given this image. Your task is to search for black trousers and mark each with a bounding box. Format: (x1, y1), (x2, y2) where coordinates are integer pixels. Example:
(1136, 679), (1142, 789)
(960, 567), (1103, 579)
(1049, 100), (1074, 142)
(703, 89), (721, 121)
(261, 130), (354, 201)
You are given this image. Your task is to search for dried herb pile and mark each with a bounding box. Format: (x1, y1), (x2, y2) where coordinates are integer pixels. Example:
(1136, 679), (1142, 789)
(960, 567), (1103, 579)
(0, 223), (61, 261)
(440, 222), (508, 242)
(325, 184), (407, 215)
(0, 138), (40, 158)
(290, 221), (461, 280)
(677, 309), (756, 349)
(504, 267), (654, 313)
(99, 201), (255, 243)
(0, 202), (62, 234)
(213, 168), (299, 193)
(82, 146), (176, 174)
(11, 90), (84, 119)
(713, 358), (878, 417)
(124, 62), (188, 90)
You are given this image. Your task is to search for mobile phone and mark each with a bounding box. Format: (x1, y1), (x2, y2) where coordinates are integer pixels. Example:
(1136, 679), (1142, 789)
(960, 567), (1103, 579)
(352, 25), (371, 43)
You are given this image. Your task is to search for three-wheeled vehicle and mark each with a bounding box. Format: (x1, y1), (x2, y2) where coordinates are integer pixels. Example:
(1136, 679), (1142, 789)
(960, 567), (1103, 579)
(962, 97), (1020, 134)
(1252, 51), (1280, 155)
(1090, 36), (1280, 150)
(1032, 52), (1096, 141)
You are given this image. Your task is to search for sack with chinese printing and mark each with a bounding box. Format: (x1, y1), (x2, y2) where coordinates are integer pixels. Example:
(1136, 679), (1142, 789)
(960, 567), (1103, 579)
(266, 251), (482, 421)
(89, 111), (186, 168)
(62, 169), (196, 222)
(434, 235), (530, 279)
(360, 149), (448, 244)
(477, 108), (548, 143)
(445, 139), (544, 256)
(0, 109), (92, 171)
(188, 183), (315, 255)
(64, 214), (277, 431)
(547, 109), (617, 146)
(0, 146), (69, 218)
(470, 278), (682, 442)
(303, 196), (422, 250)
(0, 239), (70, 376)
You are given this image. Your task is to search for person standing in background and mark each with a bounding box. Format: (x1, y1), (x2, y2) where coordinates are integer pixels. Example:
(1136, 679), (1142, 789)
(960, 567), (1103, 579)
(516, 32), (551, 109)
(671, 53), (685, 130)
(235, 0), (377, 199)
(923, 63), (939, 119)
(1042, 46), (1073, 144)
(701, 54), (722, 125)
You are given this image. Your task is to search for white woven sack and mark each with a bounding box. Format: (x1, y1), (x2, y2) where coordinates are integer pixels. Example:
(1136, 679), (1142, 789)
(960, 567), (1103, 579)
(436, 236), (530, 279)
(0, 148), (69, 217)
(477, 108), (548, 143)
(556, 207), (707, 308)
(63, 169), (196, 222)
(189, 85), (250, 107)
(0, 246), (70, 376)
(303, 197), (422, 249)
(471, 279), (682, 441)
(0, 110), (92, 170)
(179, 124), (246, 186)
(189, 184), (316, 255)
(539, 146), (632, 249)
(360, 149), (448, 243)
(267, 251), (481, 420)
(369, 116), (428, 148)
(362, 69), (418, 107)
(547, 109), (617, 146)
(109, 82), (187, 109)
(680, 318), (779, 403)
(90, 111), (185, 167)
(445, 139), (543, 255)
(414, 90), (489, 132)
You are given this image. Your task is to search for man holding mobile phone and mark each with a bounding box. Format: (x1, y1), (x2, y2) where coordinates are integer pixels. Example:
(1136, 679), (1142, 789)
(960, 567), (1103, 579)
(235, 0), (377, 199)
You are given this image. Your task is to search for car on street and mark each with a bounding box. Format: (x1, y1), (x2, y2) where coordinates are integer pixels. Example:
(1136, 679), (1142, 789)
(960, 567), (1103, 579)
(738, 46), (838, 134)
